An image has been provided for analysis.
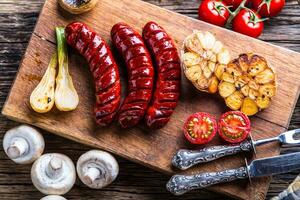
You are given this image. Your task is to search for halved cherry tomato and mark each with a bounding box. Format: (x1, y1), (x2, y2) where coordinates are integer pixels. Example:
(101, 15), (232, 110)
(183, 112), (218, 145)
(252, 0), (285, 17)
(198, 0), (230, 27)
(218, 111), (251, 143)
(232, 9), (265, 38)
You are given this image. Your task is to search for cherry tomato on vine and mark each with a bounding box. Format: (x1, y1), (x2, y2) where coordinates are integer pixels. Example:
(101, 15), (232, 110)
(252, 0), (285, 17)
(183, 112), (218, 145)
(218, 111), (251, 143)
(223, 0), (250, 10)
(198, 0), (230, 27)
(232, 9), (264, 38)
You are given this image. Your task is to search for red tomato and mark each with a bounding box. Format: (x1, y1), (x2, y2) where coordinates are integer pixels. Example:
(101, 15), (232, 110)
(218, 111), (251, 143)
(232, 9), (264, 38)
(183, 112), (218, 145)
(223, 0), (250, 10)
(198, 0), (230, 27)
(252, 0), (285, 17)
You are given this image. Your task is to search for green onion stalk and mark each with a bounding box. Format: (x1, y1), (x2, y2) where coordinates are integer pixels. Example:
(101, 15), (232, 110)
(54, 27), (79, 111)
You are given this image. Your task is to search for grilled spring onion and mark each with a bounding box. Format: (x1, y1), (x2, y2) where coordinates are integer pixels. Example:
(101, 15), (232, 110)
(55, 27), (79, 111)
(30, 52), (57, 113)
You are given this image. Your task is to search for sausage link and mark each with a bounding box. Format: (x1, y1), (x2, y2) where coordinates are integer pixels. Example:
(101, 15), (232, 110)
(142, 22), (181, 129)
(65, 22), (121, 126)
(111, 22), (154, 128)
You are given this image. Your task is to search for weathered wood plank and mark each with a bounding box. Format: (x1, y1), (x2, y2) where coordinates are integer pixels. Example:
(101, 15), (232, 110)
(0, 0), (299, 200)
(1, 1), (300, 44)
(6, 0), (300, 198)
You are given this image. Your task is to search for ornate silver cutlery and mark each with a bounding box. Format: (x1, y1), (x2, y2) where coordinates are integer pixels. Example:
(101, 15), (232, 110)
(172, 129), (300, 170)
(167, 152), (300, 195)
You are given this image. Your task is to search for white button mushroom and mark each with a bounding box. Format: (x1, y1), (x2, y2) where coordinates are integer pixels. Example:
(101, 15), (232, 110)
(31, 153), (76, 195)
(40, 195), (67, 200)
(3, 125), (45, 164)
(76, 150), (119, 189)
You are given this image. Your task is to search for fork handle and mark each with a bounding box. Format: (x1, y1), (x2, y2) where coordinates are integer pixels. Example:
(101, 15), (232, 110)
(166, 167), (248, 195)
(172, 140), (253, 170)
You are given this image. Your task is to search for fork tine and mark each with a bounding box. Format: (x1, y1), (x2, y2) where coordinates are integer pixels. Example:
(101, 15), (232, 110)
(280, 129), (300, 145)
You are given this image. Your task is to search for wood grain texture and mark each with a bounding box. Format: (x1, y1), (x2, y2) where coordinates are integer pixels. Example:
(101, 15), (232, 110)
(2, 0), (299, 199)
(0, 0), (300, 199)
(2, 0), (300, 199)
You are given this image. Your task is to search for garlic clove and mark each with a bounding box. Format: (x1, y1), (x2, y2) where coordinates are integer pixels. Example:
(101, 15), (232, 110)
(212, 40), (223, 54)
(217, 49), (230, 65)
(197, 31), (215, 50)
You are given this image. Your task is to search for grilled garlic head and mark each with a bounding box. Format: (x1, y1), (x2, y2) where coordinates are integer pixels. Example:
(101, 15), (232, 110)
(218, 53), (277, 116)
(58, 0), (99, 14)
(30, 53), (57, 113)
(181, 31), (231, 93)
(55, 27), (79, 111)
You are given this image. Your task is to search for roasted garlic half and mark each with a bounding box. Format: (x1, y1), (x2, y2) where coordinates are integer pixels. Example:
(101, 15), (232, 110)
(58, 0), (99, 14)
(218, 53), (277, 116)
(181, 31), (231, 93)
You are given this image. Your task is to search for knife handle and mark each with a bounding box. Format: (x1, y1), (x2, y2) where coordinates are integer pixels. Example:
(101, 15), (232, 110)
(172, 140), (253, 170)
(166, 167), (248, 195)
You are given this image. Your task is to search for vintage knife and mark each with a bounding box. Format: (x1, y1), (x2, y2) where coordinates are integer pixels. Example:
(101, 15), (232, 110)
(167, 152), (300, 195)
(172, 129), (300, 170)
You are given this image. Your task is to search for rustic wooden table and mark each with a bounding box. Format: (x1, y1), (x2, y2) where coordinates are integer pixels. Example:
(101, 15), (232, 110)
(0, 0), (299, 199)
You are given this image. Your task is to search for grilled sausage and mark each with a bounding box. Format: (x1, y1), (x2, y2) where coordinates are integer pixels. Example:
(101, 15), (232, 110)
(111, 22), (154, 128)
(65, 22), (121, 126)
(142, 22), (181, 129)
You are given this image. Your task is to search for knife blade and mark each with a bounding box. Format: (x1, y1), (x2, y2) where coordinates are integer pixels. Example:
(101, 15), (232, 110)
(172, 128), (300, 170)
(167, 152), (300, 195)
(248, 151), (300, 177)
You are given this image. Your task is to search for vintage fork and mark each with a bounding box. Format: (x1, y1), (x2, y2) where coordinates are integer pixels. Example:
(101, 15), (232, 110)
(172, 129), (300, 170)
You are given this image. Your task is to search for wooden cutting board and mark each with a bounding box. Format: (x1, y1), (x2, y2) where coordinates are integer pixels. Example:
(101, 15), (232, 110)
(2, 0), (300, 199)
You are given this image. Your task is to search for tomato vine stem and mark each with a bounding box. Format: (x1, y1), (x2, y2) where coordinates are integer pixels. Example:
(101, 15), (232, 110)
(225, 0), (268, 28)
(257, 0), (272, 13)
(225, 0), (248, 28)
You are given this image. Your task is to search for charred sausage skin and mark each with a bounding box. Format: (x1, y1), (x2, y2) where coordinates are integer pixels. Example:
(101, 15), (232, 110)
(65, 22), (121, 126)
(111, 22), (154, 128)
(142, 22), (181, 129)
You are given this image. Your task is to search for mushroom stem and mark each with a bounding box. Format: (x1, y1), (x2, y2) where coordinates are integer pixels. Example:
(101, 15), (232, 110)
(3, 125), (45, 164)
(84, 167), (101, 184)
(77, 150), (119, 189)
(31, 153), (76, 195)
(7, 137), (29, 159)
(46, 157), (63, 179)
